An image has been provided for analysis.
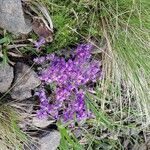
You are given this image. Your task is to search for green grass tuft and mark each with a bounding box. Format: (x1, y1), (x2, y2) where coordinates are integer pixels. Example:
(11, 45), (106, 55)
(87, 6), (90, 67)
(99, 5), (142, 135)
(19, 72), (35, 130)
(0, 104), (28, 149)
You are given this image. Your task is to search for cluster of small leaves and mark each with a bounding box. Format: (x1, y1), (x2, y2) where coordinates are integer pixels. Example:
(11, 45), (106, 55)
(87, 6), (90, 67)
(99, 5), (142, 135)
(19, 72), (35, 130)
(34, 44), (101, 124)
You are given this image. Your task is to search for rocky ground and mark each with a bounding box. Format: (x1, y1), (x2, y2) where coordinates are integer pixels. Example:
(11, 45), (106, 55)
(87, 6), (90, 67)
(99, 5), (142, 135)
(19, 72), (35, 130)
(0, 0), (61, 149)
(0, 61), (61, 150)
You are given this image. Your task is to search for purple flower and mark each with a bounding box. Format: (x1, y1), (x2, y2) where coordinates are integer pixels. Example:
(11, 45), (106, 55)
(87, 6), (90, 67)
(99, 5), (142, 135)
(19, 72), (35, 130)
(76, 44), (92, 60)
(34, 44), (101, 125)
(35, 37), (46, 50)
(33, 56), (45, 64)
(56, 87), (71, 101)
(36, 109), (48, 119)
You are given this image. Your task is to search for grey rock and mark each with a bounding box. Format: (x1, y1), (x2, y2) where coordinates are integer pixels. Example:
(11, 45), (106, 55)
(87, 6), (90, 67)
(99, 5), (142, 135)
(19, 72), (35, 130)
(32, 117), (54, 128)
(0, 0), (31, 34)
(10, 62), (41, 100)
(24, 131), (61, 150)
(0, 63), (14, 93)
(40, 131), (61, 150)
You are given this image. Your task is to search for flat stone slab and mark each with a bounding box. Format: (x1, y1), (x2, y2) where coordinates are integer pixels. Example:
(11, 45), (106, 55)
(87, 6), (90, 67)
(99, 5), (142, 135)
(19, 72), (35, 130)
(0, 0), (31, 34)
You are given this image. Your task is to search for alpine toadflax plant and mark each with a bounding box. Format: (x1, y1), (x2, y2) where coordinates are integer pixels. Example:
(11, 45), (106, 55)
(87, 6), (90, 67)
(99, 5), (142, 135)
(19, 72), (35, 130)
(34, 44), (101, 124)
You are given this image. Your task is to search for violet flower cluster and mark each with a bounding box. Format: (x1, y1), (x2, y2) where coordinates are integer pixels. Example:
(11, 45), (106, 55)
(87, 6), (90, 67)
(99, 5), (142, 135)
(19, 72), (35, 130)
(34, 44), (101, 124)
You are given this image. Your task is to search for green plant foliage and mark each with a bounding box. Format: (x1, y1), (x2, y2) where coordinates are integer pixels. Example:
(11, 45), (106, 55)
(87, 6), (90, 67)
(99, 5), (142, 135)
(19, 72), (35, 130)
(0, 105), (27, 149)
(36, 0), (150, 149)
